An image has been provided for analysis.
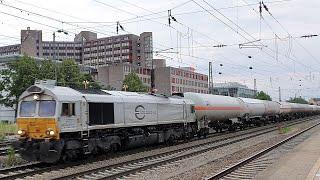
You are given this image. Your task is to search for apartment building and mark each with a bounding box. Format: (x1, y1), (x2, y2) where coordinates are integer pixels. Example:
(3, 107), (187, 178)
(0, 44), (20, 56)
(0, 28), (153, 66)
(83, 32), (152, 68)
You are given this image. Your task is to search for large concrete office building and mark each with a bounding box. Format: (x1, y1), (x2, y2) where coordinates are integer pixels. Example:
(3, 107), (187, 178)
(0, 27), (82, 62)
(83, 32), (153, 68)
(0, 27), (153, 67)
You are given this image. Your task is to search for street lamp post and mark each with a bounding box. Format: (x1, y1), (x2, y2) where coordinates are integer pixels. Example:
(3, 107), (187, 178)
(123, 84), (128, 91)
(52, 29), (68, 85)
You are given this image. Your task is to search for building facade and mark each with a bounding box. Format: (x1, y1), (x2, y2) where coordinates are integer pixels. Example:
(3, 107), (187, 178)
(97, 63), (151, 90)
(0, 27), (153, 66)
(97, 59), (208, 95)
(0, 44), (20, 56)
(83, 32), (152, 68)
(211, 82), (256, 98)
(154, 66), (209, 96)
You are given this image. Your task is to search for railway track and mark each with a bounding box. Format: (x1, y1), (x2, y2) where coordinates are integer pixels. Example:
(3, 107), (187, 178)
(52, 117), (318, 180)
(0, 148), (8, 156)
(0, 116), (317, 180)
(0, 141), (11, 148)
(206, 121), (320, 180)
(0, 141), (14, 156)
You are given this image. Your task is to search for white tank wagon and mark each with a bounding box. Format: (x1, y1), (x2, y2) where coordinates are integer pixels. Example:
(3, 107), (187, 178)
(14, 84), (203, 163)
(239, 98), (280, 122)
(239, 98), (266, 119)
(264, 101), (281, 116)
(279, 102), (316, 120)
(310, 105), (320, 114)
(183, 92), (247, 131)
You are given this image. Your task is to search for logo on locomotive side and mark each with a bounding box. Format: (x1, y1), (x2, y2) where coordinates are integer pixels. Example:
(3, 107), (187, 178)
(135, 105), (146, 120)
(134, 105), (154, 120)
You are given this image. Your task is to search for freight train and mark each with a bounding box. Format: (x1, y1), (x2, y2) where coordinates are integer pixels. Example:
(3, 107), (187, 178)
(14, 81), (320, 163)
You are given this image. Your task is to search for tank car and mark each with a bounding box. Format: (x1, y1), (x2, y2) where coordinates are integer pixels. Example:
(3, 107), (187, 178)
(239, 98), (280, 124)
(15, 82), (201, 163)
(183, 92), (247, 131)
(279, 102), (315, 120)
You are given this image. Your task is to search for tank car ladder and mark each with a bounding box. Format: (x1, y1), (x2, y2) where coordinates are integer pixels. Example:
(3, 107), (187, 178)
(81, 130), (90, 155)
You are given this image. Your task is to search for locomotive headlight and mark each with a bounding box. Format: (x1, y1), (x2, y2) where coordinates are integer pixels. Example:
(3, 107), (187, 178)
(46, 129), (55, 136)
(49, 130), (55, 136)
(17, 129), (25, 135)
(33, 94), (39, 100)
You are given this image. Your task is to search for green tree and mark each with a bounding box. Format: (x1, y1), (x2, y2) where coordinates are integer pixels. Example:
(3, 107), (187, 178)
(0, 56), (101, 114)
(255, 91), (272, 101)
(58, 59), (83, 88)
(122, 72), (148, 92)
(38, 60), (56, 80)
(0, 56), (39, 112)
(287, 97), (308, 104)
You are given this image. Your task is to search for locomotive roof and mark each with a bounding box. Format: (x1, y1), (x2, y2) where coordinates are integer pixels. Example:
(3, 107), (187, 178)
(20, 85), (194, 104)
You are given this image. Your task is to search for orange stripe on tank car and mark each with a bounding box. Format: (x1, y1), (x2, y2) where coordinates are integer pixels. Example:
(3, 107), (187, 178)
(194, 106), (243, 111)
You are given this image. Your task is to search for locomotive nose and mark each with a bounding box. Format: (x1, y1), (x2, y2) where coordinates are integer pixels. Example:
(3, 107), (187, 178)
(16, 118), (59, 139)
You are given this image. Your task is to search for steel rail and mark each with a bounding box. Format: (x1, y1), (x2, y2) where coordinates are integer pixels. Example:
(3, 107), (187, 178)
(55, 117), (318, 180)
(206, 121), (320, 180)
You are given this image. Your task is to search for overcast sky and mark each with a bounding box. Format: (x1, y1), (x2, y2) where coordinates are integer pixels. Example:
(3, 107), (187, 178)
(0, 0), (319, 101)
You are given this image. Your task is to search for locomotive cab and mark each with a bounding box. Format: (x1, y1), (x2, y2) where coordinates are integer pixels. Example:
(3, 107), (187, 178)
(17, 92), (59, 140)
(15, 82), (69, 163)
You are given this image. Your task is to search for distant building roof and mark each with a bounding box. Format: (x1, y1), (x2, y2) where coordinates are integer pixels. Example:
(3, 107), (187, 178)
(213, 82), (249, 89)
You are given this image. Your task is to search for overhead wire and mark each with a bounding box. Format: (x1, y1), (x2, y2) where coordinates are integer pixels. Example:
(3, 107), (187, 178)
(114, 0), (283, 75)
(0, 0), (316, 96)
(193, 0), (320, 75)
(260, 1), (320, 66)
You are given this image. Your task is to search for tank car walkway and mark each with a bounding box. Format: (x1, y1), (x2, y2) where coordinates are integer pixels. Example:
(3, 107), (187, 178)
(254, 128), (320, 180)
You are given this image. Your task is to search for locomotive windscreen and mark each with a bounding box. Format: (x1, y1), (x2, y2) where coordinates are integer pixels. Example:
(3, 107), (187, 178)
(89, 103), (114, 125)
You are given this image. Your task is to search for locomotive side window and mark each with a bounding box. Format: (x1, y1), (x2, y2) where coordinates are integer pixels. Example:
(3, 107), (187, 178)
(39, 100), (56, 117)
(89, 103), (114, 125)
(20, 101), (36, 117)
(61, 103), (75, 116)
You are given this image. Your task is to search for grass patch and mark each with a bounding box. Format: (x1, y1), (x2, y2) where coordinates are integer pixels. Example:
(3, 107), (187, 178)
(279, 127), (291, 134)
(0, 122), (17, 135)
(0, 134), (4, 142)
(0, 122), (17, 142)
(5, 146), (17, 166)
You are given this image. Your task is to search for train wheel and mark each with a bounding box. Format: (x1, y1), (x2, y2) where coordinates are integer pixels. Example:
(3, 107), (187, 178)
(110, 143), (119, 153)
(166, 135), (175, 146)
